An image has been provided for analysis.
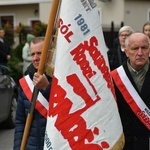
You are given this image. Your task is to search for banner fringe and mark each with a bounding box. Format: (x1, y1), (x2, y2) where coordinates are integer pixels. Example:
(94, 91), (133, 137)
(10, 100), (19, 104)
(112, 133), (125, 150)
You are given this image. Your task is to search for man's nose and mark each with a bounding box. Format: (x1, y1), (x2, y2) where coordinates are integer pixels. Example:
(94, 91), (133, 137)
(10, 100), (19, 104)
(137, 48), (143, 55)
(33, 54), (39, 60)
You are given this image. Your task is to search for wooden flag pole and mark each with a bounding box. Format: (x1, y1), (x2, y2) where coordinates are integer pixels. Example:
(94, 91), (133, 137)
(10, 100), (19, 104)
(37, 0), (60, 75)
(20, 0), (60, 149)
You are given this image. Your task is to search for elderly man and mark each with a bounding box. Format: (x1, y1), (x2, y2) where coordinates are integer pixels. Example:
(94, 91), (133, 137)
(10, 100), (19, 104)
(111, 32), (150, 150)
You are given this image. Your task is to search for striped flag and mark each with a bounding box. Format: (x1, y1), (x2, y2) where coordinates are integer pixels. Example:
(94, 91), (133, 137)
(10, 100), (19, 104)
(44, 0), (124, 149)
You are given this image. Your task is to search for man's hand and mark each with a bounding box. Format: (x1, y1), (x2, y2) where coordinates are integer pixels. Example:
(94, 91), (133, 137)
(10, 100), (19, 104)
(33, 72), (49, 90)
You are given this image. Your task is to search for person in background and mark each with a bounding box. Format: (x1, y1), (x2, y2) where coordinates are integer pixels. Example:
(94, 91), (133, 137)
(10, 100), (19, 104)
(143, 21), (150, 39)
(0, 28), (12, 66)
(22, 33), (35, 75)
(108, 26), (134, 70)
(111, 32), (150, 150)
(14, 37), (52, 150)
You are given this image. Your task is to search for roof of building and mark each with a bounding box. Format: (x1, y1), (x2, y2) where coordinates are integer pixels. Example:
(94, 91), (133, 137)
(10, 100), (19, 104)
(0, 0), (51, 5)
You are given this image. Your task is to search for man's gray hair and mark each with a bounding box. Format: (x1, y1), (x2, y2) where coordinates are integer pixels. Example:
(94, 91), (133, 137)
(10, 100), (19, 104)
(119, 26), (134, 35)
(31, 36), (45, 44)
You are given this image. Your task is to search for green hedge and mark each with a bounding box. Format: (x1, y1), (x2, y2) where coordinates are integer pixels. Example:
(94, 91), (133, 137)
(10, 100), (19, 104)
(8, 43), (24, 84)
(7, 22), (47, 84)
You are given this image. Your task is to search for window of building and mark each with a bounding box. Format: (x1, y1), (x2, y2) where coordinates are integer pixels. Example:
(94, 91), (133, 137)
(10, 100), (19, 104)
(31, 20), (41, 28)
(0, 15), (14, 28)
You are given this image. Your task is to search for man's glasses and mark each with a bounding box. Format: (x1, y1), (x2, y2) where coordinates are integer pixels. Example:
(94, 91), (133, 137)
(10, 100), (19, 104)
(120, 34), (129, 37)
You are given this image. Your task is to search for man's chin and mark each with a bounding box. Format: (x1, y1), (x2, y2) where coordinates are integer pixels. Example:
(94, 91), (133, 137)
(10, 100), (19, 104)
(136, 59), (146, 64)
(33, 64), (39, 69)
(136, 62), (146, 68)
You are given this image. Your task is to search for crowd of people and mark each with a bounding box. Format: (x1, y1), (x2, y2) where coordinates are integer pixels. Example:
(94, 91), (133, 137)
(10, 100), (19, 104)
(1, 21), (149, 149)
(13, 23), (150, 149)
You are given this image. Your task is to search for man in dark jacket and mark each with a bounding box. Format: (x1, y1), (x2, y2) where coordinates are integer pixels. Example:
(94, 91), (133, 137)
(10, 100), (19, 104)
(111, 32), (150, 150)
(14, 37), (52, 150)
(0, 28), (11, 66)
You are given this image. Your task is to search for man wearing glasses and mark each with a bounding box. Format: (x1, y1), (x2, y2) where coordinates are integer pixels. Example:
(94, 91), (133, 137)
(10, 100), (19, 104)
(108, 26), (134, 70)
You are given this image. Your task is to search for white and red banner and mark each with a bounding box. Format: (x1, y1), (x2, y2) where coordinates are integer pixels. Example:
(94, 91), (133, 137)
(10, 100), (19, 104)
(44, 0), (124, 149)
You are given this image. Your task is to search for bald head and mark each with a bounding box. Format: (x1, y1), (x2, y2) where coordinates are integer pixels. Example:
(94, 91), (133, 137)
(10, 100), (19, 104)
(125, 32), (150, 49)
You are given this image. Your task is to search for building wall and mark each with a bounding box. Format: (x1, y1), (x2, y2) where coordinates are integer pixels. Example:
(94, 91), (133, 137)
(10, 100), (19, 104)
(124, 1), (150, 32)
(0, 1), (149, 32)
(96, 0), (124, 29)
(39, 2), (52, 24)
(0, 0), (51, 5)
(0, 4), (39, 28)
(0, 2), (54, 27)
(0, 0), (149, 47)
(97, 0), (150, 31)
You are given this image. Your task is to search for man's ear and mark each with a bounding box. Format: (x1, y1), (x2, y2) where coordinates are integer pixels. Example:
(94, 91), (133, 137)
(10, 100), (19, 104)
(124, 48), (129, 57)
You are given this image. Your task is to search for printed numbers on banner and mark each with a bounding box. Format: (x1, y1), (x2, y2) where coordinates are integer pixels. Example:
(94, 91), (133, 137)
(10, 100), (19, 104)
(74, 14), (90, 35)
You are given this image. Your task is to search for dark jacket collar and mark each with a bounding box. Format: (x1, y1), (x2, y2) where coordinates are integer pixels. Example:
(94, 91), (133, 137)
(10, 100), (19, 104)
(24, 64), (37, 80)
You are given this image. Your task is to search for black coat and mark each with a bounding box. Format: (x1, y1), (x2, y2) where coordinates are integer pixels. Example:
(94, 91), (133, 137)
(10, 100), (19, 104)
(0, 39), (11, 66)
(107, 46), (127, 71)
(14, 64), (52, 150)
(112, 62), (150, 150)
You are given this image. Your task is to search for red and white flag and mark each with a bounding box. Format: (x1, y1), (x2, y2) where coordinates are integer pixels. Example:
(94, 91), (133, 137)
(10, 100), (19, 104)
(44, 0), (124, 149)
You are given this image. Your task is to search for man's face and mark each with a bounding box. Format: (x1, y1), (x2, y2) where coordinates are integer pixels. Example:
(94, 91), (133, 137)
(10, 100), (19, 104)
(30, 41), (44, 69)
(119, 31), (130, 48)
(125, 33), (150, 71)
(0, 30), (5, 38)
(144, 25), (150, 38)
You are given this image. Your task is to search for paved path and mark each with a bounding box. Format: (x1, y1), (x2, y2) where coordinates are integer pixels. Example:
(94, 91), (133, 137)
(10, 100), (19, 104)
(0, 128), (14, 150)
